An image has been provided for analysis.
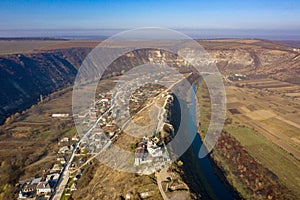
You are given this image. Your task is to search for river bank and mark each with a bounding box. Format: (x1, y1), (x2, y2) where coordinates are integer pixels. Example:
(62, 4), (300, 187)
(167, 81), (239, 199)
(195, 79), (297, 199)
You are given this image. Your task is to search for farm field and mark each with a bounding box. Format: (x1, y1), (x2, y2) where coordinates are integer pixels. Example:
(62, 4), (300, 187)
(224, 78), (300, 196)
(0, 40), (99, 54)
(0, 40), (66, 54)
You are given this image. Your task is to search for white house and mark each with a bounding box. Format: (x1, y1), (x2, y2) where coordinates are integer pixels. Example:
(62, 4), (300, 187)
(52, 113), (69, 118)
(147, 141), (163, 157)
(60, 137), (69, 143)
(36, 182), (52, 195)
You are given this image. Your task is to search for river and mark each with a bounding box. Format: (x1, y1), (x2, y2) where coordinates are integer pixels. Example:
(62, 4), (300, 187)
(178, 82), (235, 199)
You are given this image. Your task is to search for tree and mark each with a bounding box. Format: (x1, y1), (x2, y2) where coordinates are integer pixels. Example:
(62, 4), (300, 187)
(130, 143), (137, 151)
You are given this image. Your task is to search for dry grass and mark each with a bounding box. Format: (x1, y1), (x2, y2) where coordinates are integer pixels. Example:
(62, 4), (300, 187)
(0, 40), (67, 54)
(223, 78), (300, 196)
(197, 76), (300, 197)
(244, 110), (276, 120)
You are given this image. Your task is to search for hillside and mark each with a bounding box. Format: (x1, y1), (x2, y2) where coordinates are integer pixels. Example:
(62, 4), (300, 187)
(1, 39), (299, 124)
(0, 39), (299, 199)
(0, 48), (91, 124)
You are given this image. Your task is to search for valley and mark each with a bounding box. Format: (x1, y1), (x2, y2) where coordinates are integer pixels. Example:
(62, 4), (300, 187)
(0, 39), (299, 199)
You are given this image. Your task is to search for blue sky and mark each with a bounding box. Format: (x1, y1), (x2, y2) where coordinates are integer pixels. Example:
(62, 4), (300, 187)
(0, 0), (300, 38)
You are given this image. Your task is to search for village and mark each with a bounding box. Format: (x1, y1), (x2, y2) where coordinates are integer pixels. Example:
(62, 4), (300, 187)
(16, 83), (173, 199)
(16, 91), (114, 200)
(16, 68), (192, 200)
(17, 134), (80, 200)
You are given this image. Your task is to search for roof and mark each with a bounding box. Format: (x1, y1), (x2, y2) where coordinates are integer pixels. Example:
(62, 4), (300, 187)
(31, 177), (42, 185)
(23, 184), (37, 192)
(46, 173), (60, 182)
(19, 177), (34, 185)
(36, 182), (51, 190)
(70, 183), (77, 191)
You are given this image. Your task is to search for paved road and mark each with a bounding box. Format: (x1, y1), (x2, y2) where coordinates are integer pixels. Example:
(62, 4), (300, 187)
(51, 73), (192, 199)
(51, 144), (77, 200)
(51, 107), (113, 200)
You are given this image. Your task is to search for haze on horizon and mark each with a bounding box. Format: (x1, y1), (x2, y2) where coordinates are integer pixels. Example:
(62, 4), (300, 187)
(0, 0), (300, 40)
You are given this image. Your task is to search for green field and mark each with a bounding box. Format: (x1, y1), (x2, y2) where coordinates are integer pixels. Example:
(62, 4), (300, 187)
(225, 125), (300, 196)
(196, 79), (300, 198)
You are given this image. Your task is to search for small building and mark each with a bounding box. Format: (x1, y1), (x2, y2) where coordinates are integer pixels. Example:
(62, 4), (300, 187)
(73, 173), (81, 181)
(60, 137), (69, 143)
(78, 113), (88, 118)
(125, 192), (134, 200)
(50, 164), (62, 173)
(108, 131), (115, 137)
(70, 183), (77, 191)
(140, 191), (153, 199)
(52, 113), (69, 118)
(19, 177), (42, 198)
(46, 173), (60, 183)
(31, 177), (42, 185)
(18, 191), (27, 199)
(22, 184), (36, 193)
(36, 182), (52, 195)
(59, 146), (70, 154)
(147, 141), (163, 157)
(100, 98), (109, 103)
(89, 109), (97, 118)
(134, 147), (151, 166)
(57, 156), (66, 165)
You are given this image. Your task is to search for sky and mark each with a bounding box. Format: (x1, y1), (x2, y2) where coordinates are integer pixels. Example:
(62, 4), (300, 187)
(0, 0), (300, 39)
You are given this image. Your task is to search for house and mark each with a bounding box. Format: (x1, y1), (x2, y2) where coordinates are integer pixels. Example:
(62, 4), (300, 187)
(69, 163), (77, 170)
(147, 141), (163, 157)
(31, 177), (42, 185)
(140, 191), (154, 199)
(108, 131), (115, 137)
(36, 182), (52, 195)
(52, 113), (69, 118)
(134, 149), (143, 166)
(19, 178), (34, 185)
(50, 164), (62, 173)
(125, 192), (134, 200)
(73, 173), (81, 181)
(18, 177), (42, 198)
(46, 173), (60, 183)
(59, 146), (70, 154)
(100, 98), (109, 103)
(18, 191), (27, 199)
(22, 183), (37, 193)
(60, 137), (69, 143)
(89, 109), (97, 118)
(78, 113), (88, 118)
(57, 156), (66, 165)
(134, 146), (152, 166)
(70, 183), (77, 191)
(72, 136), (79, 141)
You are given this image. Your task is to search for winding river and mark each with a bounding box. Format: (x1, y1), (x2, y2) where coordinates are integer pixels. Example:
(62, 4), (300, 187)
(190, 83), (234, 199)
(171, 82), (235, 199)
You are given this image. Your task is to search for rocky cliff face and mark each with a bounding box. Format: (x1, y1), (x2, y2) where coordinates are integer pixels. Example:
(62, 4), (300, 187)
(200, 40), (300, 83)
(112, 42), (300, 84)
(0, 48), (91, 123)
(209, 48), (300, 82)
(1, 39), (299, 123)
